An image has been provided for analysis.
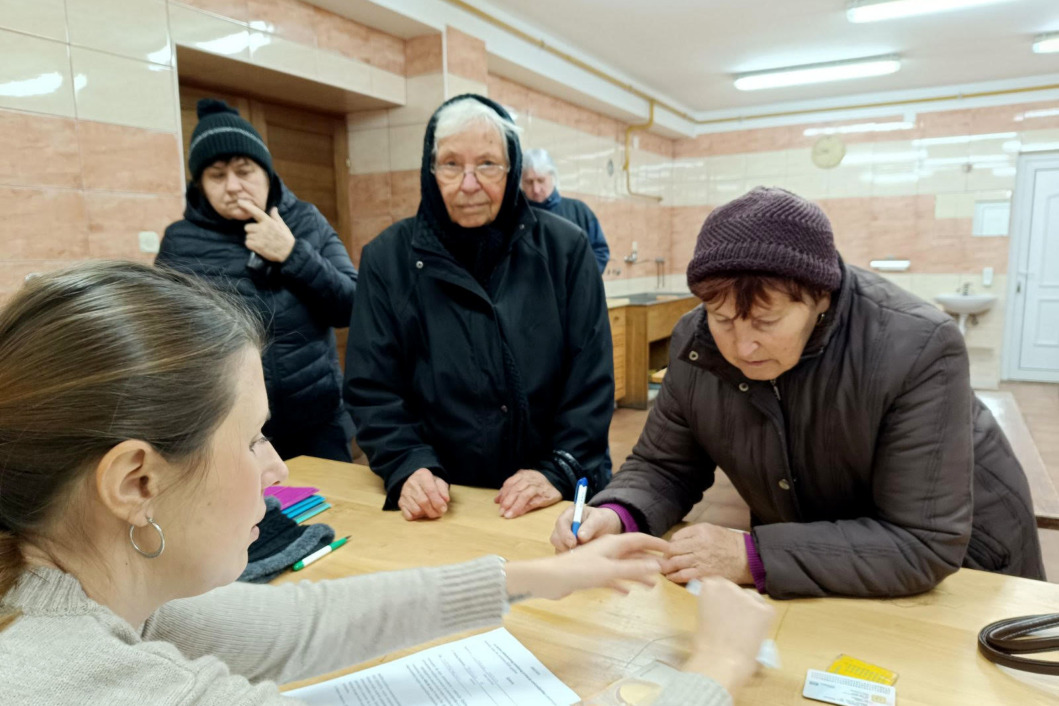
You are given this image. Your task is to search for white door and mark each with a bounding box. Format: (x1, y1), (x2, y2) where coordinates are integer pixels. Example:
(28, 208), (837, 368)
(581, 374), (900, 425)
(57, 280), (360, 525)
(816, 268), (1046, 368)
(1005, 153), (1059, 382)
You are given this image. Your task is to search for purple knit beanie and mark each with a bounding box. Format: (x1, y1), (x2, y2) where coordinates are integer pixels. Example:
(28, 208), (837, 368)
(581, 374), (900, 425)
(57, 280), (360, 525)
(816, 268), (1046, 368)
(686, 186), (841, 291)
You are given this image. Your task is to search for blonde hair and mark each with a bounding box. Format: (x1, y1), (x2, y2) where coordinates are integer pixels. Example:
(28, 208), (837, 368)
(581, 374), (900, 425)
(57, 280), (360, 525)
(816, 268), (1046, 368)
(0, 261), (262, 629)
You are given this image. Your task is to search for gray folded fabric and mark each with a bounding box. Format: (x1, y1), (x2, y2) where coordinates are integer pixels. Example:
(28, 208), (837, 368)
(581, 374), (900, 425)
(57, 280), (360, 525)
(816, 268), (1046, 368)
(238, 496), (335, 583)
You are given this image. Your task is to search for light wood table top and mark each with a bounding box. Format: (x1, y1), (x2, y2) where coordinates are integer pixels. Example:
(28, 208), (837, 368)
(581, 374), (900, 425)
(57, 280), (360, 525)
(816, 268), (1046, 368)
(277, 456), (1059, 705)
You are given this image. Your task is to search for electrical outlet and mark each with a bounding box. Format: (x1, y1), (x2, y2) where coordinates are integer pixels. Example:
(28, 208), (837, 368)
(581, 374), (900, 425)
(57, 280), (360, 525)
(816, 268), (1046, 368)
(138, 231), (160, 254)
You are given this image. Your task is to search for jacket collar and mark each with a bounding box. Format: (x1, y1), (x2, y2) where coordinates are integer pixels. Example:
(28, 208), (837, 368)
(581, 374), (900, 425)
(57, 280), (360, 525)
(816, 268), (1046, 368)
(679, 259), (853, 383)
(408, 206), (539, 299)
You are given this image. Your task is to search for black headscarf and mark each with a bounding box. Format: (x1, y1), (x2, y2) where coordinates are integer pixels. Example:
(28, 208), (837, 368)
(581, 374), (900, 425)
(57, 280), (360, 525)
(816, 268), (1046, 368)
(418, 94), (527, 287)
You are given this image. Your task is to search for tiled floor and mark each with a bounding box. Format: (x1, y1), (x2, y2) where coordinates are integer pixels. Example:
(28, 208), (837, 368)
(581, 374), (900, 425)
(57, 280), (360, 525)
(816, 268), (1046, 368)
(609, 381), (1059, 583)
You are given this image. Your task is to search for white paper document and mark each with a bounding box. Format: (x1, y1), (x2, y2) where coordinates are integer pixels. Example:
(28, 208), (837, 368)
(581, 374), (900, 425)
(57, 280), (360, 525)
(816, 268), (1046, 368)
(285, 627), (579, 706)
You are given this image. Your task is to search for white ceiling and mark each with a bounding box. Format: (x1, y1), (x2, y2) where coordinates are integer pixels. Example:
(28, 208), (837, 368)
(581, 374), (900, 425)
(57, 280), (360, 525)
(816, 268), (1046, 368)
(482, 0), (1059, 119)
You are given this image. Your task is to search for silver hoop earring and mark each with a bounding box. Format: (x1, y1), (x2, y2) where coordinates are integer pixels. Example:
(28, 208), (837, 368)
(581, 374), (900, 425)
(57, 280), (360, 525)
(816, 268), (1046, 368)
(129, 517), (165, 559)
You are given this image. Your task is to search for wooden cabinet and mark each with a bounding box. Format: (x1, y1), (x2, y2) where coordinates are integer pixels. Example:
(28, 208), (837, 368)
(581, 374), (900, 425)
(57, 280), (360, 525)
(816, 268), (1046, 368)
(618, 296), (700, 409)
(609, 307), (626, 401)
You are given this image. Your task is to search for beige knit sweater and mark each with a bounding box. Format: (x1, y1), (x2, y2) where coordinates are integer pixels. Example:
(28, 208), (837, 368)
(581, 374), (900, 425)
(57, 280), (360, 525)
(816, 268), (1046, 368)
(0, 558), (731, 706)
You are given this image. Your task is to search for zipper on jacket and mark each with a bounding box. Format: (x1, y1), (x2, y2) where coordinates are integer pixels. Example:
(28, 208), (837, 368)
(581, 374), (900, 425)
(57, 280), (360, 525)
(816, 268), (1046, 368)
(770, 379), (781, 401)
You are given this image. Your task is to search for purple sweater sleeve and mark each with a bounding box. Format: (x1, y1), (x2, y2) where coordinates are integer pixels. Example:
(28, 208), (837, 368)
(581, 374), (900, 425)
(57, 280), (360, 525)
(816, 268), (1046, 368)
(598, 503), (639, 533)
(744, 532), (767, 593)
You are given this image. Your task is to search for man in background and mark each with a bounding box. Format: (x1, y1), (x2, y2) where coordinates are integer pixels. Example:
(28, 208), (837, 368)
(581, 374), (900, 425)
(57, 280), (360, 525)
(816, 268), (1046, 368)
(521, 148), (610, 273)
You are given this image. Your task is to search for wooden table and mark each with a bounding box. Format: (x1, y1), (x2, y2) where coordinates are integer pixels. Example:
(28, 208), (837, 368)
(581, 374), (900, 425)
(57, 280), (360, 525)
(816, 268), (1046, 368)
(278, 457), (1059, 705)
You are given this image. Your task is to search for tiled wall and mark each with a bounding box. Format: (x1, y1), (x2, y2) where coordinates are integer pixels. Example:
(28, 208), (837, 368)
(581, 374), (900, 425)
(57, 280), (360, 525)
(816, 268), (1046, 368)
(486, 74), (677, 295)
(4, 1), (1056, 386)
(0, 0), (406, 299)
(345, 27), (492, 262)
(665, 101), (1059, 388)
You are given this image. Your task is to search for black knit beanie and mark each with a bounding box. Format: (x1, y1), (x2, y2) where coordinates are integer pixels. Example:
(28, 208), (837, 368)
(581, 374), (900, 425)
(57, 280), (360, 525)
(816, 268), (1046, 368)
(686, 186), (842, 291)
(187, 99), (273, 181)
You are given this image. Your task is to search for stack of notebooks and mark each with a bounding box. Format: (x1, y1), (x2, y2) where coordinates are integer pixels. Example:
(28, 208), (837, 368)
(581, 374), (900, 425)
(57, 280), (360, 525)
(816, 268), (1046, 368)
(263, 485), (331, 523)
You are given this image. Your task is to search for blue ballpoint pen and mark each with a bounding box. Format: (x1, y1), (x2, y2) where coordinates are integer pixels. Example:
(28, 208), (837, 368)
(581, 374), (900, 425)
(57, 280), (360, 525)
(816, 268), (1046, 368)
(570, 477), (588, 538)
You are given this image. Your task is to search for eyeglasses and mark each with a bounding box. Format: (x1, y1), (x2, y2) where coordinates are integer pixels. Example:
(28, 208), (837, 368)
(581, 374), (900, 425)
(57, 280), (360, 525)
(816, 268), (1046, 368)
(432, 161), (509, 183)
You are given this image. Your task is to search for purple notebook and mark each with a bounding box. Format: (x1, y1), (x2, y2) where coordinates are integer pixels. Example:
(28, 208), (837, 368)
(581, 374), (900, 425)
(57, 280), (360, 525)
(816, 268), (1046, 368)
(263, 485), (319, 511)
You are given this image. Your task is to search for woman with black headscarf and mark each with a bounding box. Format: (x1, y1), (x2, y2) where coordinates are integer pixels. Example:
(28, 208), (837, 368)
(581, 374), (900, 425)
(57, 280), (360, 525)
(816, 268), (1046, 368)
(157, 99), (358, 462)
(344, 95), (614, 521)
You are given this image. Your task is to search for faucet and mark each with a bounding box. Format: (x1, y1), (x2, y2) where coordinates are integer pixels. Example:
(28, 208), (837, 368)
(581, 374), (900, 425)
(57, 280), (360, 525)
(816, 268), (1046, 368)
(624, 251), (639, 264)
(959, 282), (971, 295)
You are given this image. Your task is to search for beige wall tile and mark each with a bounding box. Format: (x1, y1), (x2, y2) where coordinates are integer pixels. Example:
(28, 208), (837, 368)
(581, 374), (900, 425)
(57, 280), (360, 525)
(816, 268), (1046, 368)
(446, 74), (487, 100)
(370, 67), (405, 105)
(168, 5), (251, 62)
(348, 127), (390, 175)
(445, 26), (487, 83)
(388, 74), (443, 127)
(0, 109), (81, 189)
(68, 0), (172, 65)
(315, 50), (370, 94)
(249, 32), (316, 79)
(0, 0), (66, 41)
(0, 186), (90, 258)
(79, 120), (184, 194)
(176, 0), (249, 23)
(347, 109), (388, 131)
(0, 30), (75, 117)
(71, 48), (177, 131)
(348, 172), (390, 217)
(388, 123), (425, 172)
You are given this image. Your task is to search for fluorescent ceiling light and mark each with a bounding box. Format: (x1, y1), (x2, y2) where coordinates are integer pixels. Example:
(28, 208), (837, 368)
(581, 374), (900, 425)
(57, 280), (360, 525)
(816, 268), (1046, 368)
(1033, 33), (1059, 54)
(847, 0), (1014, 23)
(734, 56), (900, 91)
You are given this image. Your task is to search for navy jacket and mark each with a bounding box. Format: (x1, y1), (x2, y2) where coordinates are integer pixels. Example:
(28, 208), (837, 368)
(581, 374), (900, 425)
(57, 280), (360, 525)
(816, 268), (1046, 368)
(157, 180), (357, 436)
(530, 189), (610, 273)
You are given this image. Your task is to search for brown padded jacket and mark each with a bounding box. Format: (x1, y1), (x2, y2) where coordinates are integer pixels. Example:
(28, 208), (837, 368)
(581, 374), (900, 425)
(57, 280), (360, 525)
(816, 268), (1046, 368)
(592, 265), (1044, 598)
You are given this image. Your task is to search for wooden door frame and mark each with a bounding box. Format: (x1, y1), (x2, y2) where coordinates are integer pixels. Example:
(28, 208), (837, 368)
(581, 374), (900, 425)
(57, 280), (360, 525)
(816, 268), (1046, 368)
(177, 82), (353, 256)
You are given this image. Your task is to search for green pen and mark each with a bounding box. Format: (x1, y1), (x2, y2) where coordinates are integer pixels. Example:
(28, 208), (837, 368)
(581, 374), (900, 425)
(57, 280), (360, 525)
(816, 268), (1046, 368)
(292, 535), (351, 571)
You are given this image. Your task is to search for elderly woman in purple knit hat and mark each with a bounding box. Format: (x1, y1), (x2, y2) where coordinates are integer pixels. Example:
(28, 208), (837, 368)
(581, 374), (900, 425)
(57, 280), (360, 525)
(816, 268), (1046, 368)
(551, 186), (1044, 599)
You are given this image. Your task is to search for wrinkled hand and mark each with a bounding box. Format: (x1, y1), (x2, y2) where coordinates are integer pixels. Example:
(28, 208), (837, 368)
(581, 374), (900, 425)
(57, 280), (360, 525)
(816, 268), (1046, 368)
(494, 469), (561, 519)
(397, 468), (450, 521)
(659, 522), (753, 585)
(505, 533), (668, 601)
(240, 199), (296, 262)
(682, 577), (776, 695)
(550, 504), (623, 552)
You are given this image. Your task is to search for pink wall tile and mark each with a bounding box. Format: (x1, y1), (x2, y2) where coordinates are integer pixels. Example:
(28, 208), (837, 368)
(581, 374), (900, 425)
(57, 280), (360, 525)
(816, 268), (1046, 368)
(0, 109), (81, 189)
(348, 172), (391, 217)
(350, 215), (393, 263)
(405, 34), (443, 77)
(86, 192), (184, 259)
(389, 169), (420, 220)
(0, 261), (77, 304)
(0, 186), (89, 259)
(247, 0), (317, 45)
(445, 27), (487, 84)
(179, 0), (249, 22)
(78, 121), (183, 195)
(313, 7), (370, 62)
(368, 29), (405, 75)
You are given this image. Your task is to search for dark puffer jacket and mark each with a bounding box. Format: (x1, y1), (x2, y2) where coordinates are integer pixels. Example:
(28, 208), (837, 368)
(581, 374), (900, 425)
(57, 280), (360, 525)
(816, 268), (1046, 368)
(344, 94), (614, 509)
(592, 265), (1044, 598)
(156, 180), (357, 436)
